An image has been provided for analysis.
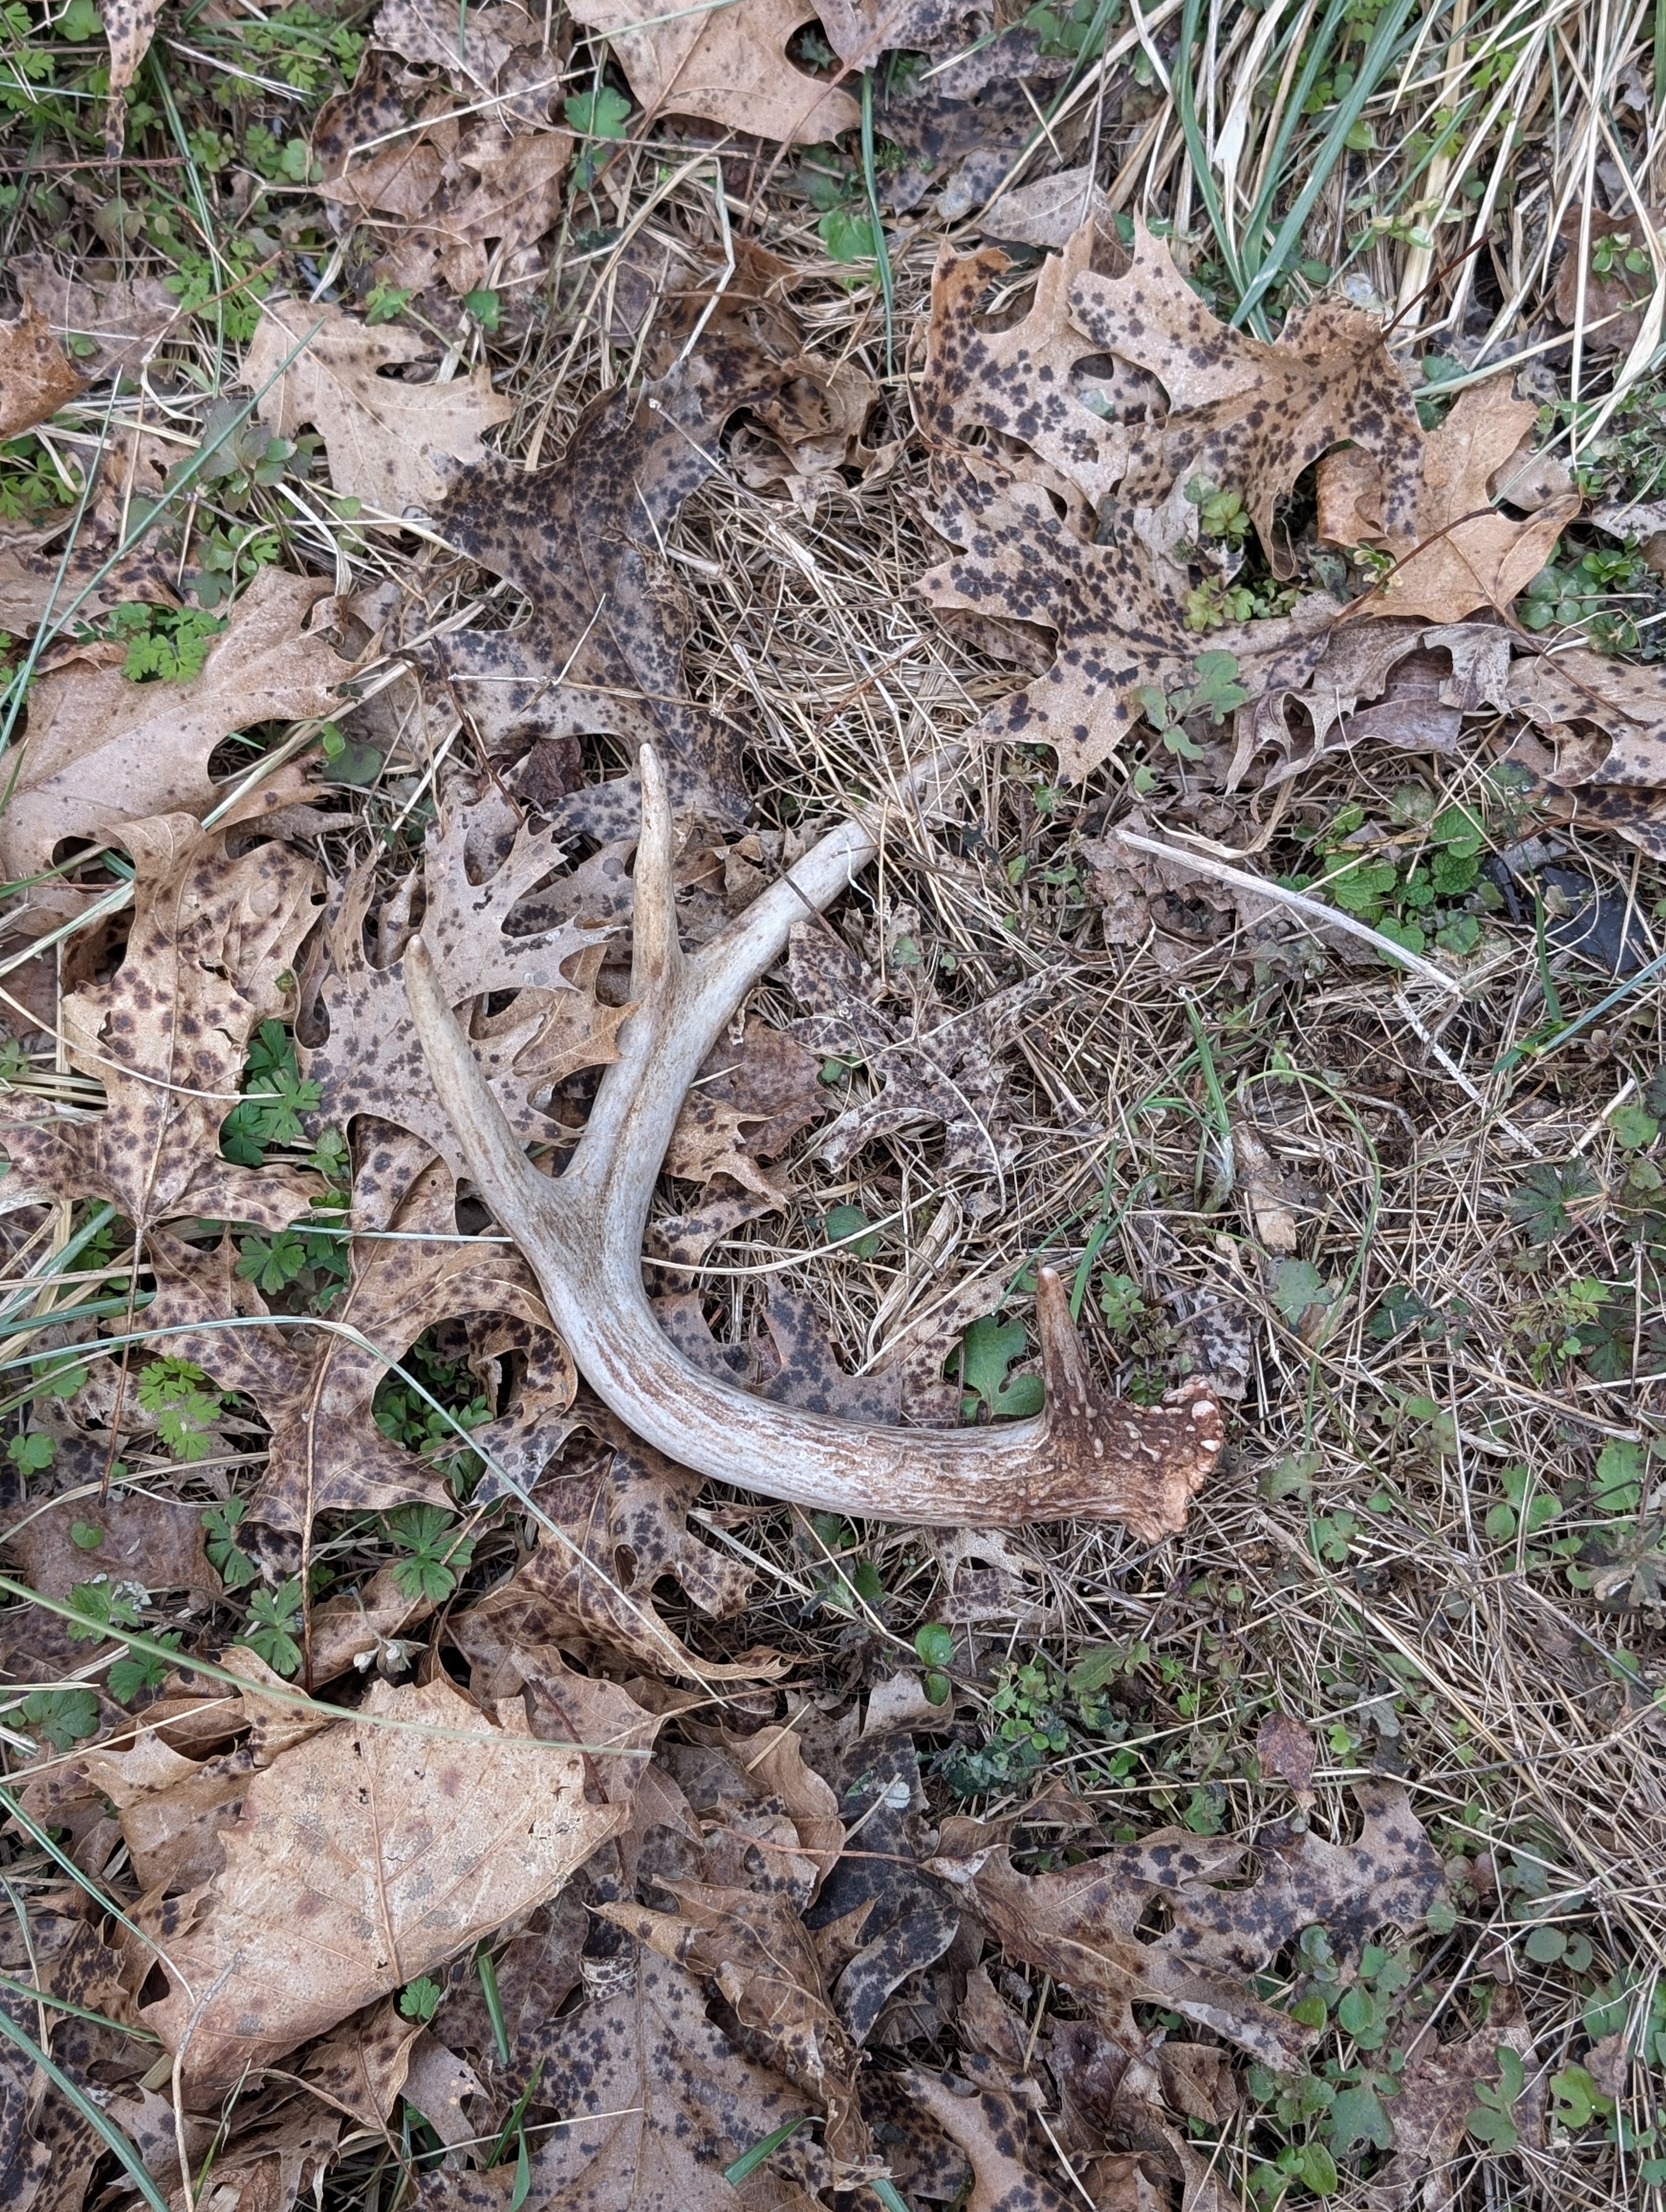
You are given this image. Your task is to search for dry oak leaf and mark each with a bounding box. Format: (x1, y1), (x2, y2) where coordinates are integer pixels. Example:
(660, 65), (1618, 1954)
(921, 229), (1136, 509)
(145, 1148), (575, 1542)
(665, 1014), (827, 1201)
(0, 565), (361, 907)
(435, 344), (789, 823)
(916, 451), (1334, 782)
(100, 0), (160, 156)
(245, 299), (514, 515)
(930, 1783), (1443, 2073)
(568, 0), (857, 144)
(1504, 641), (1666, 792)
(339, 128), (571, 302)
(413, 1941), (812, 2212)
(138, 1668), (652, 2101)
(1327, 384), (1579, 622)
(372, 0), (565, 121)
(11, 254), (176, 382)
(1254, 1708), (1316, 1803)
(599, 1881), (869, 2175)
(901, 2070), (1085, 2212)
(457, 1400), (784, 1682)
(0, 305), (84, 440)
(302, 798), (626, 1185)
(1069, 219), (1426, 576)
(0, 820), (324, 1235)
(1364, 1984), (1537, 2212)
(785, 916), (1045, 1202)
(301, 1997), (425, 2127)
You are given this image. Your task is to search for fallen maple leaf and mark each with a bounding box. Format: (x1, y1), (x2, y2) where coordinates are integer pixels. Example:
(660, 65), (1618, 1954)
(302, 795), (626, 1185)
(1071, 218), (1426, 576)
(0, 566), (360, 907)
(930, 1783), (1444, 2072)
(137, 1667), (656, 2101)
(0, 819), (324, 1236)
(435, 344), (787, 822)
(0, 304), (84, 440)
(145, 1137), (576, 1543)
(567, 0), (856, 144)
(245, 299), (515, 516)
(1326, 384), (1579, 622)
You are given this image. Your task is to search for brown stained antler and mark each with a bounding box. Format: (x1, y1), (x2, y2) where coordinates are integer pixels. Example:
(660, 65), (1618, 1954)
(403, 750), (1221, 1535)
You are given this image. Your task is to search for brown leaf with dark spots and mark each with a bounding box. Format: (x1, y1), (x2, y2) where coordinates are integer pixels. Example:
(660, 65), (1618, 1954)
(413, 1941), (813, 2212)
(0, 820), (324, 1236)
(138, 1668), (655, 2102)
(0, 306), (84, 440)
(245, 300), (516, 515)
(1071, 218), (1426, 576)
(665, 1017), (827, 1199)
(915, 451), (1334, 783)
(0, 567), (359, 910)
(302, 795), (627, 1187)
(0, 1488), (217, 1599)
(298, 1997), (426, 2126)
(99, 0), (159, 155)
(1255, 1709), (1317, 1804)
(921, 230), (1134, 507)
(930, 1784), (1444, 2072)
(599, 1881), (868, 2174)
(12, 255), (176, 383)
(1364, 1984), (1537, 2212)
(435, 345), (791, 822)
(901, 2071), (1082, 2212)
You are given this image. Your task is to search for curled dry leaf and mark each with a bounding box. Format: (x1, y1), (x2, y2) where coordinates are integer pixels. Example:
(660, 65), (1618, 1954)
(0, 820), (324, 1236)
(567, 0), (855, 144)
(0, 305), (84, 440)
(0, 565), (361, 907)
(1232, 1119), (1302, 1256)
(930, 1783), (1444, 2072)
(1254, 1708), (1317, 1803)
(983, 165), (1112, 253)
(137, 1668), (656, 2102)
(435, 344), (788, 824)
(245, 299), (515, 516)
(901, 2070), (1084, 2212)
(146, 1142), (575, 1542)
(1322, 383), (1579, 622)
(302, 794), (628, 1187)
(99, 0), (161, 156)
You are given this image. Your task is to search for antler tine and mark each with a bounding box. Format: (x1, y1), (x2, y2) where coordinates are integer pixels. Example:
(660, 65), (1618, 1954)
(405, 747), (1222, 1533)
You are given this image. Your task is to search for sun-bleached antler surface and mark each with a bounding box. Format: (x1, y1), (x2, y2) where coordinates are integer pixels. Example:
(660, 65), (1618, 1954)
(403, 750), (1221, 1534)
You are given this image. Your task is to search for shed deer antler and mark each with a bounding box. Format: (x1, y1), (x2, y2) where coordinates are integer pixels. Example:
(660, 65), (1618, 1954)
(403, 749), (1221, 1535)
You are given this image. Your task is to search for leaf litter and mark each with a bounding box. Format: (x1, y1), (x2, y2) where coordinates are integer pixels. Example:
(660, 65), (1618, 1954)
(2, 10), (1665, 2212)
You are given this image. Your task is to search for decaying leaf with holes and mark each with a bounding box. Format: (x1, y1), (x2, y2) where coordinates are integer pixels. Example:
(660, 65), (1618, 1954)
(1495, 643), (1666, 855)
(0, 305), (84, 441)
(0, 567), (362, 909)
(455, 1399), (777, 1681)
(930, 1783), (1444, 2072)
(434, 344), (790, 824)
(0, 819), (324, 1234)
(915, 451), (1334, 782)
(244, 300), (515, 515)
(1069, 218), (1426, 577)
(0, 1488), (217, 1601)
(132, 1668), (653, 2103)
(302, 795), (627, 1185)
(566, 0), (855, 143)
(144, 1140), (574, 1547)
(1320, 383), (1579, 623)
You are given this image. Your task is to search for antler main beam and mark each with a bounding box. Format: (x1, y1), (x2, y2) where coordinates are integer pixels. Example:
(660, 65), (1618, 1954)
(404, 750), (1221, 1535)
